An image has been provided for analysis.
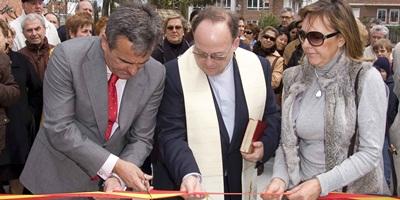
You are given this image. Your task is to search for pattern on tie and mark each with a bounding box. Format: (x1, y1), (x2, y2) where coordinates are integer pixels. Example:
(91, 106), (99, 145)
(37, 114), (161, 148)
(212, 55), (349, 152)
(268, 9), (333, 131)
(104, 73), (119, 140)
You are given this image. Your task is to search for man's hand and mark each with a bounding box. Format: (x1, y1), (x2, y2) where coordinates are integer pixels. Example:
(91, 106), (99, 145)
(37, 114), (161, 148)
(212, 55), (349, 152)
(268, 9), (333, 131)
(261, 178), (286, 200)
(113, 159), (152, 191)
(93, 177), (123, 200)
(241, 141), (264, 162)
(103, 177), (124, 192)
(180, 175), (205, 200)
(285, 178), (321, 200)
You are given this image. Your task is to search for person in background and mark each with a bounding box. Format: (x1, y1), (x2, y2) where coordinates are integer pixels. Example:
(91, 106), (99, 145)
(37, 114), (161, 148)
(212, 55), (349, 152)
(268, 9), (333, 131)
(151, 15), (190, 64)
(184, 9), (200, 44)
(19, 2), (164, 194)
(253, 26), (284, 91)
(65, 12), (93, 39)
(94, 16), (108, 37)
(0, 20), (42, 195)
(156, 7), (280, 200)
(276, 31), (289, 56)
(243, 23), (260, 51)
(262, 0), (390, 199)
(18, 13), (54, 81)
(390, 40), (400, 196)
(238, 17), (245, 40)
(364, 25), (389, 62)
(283, 21), (302, 67)
(373, 57), (398, 190)
(58, 0), (93, 42)
(277, 7), (295, 33)
(373, 38), (393, 65)
(9, 0), (60, 51)
(287, 20), (300, 42)
(44, 12), (59, 29)
(0, 35), (20, 160)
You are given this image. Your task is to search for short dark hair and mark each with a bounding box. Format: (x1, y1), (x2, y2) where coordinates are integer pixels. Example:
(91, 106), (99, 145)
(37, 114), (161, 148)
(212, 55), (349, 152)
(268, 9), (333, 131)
(106, 2), (162, 55)
(191, 6), (238, 40)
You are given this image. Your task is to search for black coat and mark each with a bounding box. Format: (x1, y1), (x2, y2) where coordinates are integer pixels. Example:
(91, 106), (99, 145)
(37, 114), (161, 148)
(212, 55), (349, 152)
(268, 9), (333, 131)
(154, 56), (281, 200)
(0, 51), (42, 168)
(151, 39), (191, 64)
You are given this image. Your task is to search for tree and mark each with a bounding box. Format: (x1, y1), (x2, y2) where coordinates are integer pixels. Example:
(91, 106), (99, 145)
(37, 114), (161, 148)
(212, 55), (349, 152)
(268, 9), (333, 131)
(258, 12), (280, 29)
(149, 0), (216, 19)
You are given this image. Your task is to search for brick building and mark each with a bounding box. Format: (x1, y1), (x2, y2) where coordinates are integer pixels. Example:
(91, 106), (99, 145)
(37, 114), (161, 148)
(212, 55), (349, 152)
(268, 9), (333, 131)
(349, 0), (400, 26)
(227, 0), (400, 26)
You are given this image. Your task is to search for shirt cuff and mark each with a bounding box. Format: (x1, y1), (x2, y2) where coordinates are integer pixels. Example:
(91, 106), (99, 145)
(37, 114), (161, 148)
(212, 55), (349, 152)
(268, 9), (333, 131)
(316, 173), (330, 196)
(182, 172), (202, 183)
(97, 154), (119, 180)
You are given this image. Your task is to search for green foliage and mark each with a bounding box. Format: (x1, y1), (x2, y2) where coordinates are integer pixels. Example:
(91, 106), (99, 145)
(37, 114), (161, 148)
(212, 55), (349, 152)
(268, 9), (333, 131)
(258, 12), (280, 29)
(150, 0), (216, 19)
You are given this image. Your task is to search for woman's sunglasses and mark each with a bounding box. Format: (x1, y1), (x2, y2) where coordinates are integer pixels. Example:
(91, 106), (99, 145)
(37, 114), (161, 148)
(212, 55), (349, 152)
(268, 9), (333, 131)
(262, 35), (276, 42)
(244, 30), (253, 34)
(298, 30), (339, 47)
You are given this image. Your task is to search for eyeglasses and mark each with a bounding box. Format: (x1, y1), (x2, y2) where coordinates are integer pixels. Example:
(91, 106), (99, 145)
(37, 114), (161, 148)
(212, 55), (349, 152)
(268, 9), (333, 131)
(298, 30), (340, 47)
(193, 45), (232, 61)
(262, 35), (276, 42)
(166, 25), (182, 31)
(280, 16), (292, 19)
(244, 30), (253, 34)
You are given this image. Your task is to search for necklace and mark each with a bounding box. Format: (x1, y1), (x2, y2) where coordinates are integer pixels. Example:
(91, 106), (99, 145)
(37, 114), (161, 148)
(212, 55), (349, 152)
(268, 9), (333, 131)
(314, 68), (322, 98)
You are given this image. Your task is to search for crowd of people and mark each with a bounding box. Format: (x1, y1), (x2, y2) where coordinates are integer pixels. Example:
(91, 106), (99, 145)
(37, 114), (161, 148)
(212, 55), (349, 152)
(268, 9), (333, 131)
(0, 0), (399, 199)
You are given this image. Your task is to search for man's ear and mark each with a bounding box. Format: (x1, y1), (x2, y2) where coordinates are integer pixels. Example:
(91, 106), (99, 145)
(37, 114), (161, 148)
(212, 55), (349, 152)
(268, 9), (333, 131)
(232, 37), (240, 50)
(100, 34), (109, 50)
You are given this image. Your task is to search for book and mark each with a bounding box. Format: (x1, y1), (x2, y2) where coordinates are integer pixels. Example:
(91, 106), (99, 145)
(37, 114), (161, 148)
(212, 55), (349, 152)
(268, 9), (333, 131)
(240, 118), (267, 153)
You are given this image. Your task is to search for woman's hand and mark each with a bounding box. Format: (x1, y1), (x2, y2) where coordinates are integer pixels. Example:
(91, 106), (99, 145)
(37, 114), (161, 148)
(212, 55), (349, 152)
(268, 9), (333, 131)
(261, 178), (286, 200)
(285, 178), (321, 200)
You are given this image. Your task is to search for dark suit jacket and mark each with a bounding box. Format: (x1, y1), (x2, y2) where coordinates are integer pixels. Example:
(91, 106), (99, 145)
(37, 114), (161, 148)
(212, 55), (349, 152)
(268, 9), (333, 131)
(155, 54), (281, 199)
(20, 37), (165, 193)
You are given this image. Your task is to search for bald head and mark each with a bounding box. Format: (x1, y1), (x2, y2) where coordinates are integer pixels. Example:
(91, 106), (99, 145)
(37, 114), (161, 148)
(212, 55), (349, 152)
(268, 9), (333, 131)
(76, 0), (93, 16)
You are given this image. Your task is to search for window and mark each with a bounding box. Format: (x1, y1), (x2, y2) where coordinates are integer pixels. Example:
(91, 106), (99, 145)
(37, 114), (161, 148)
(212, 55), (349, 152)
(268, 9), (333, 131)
(247, 0), (268, 10)
(377, 9), (387, 23)
(389, 9), (400, 24)
(222, 0), (231, 8)
(352, 8), (360, 18)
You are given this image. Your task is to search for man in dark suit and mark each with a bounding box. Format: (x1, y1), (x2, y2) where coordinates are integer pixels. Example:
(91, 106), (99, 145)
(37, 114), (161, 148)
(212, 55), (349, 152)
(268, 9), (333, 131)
(155, 7), (281, 200)
(20, 3), (165, 193)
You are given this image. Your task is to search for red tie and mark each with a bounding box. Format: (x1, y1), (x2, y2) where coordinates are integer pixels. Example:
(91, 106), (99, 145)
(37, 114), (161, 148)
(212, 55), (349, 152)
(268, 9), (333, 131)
(104, 74), (119, 141)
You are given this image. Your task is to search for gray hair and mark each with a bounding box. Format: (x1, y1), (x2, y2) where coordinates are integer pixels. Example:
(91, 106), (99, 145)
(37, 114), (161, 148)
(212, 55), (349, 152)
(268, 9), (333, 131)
(281, 7), (294, 15)
(105, 2), (162, 55)
(21, 13), (45, 30)
(370, 25), (389, 37)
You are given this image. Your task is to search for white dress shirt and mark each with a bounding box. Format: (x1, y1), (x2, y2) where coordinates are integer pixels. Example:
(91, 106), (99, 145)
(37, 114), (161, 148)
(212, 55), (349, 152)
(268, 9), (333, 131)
(97, 67), (127, 180)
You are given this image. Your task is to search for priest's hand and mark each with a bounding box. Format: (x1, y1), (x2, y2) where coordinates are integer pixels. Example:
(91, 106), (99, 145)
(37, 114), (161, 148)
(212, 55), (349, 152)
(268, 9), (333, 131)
(285, 178), (321, 200)
(261, 178), (286, 200)
(241, 141), (264, 162)
(112, 159), (152, 192)
(180, 175), (205, 200)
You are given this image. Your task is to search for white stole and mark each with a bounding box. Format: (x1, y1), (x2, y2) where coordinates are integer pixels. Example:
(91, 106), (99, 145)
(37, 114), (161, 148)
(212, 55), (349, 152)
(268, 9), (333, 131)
(178, 47), (266, 200)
